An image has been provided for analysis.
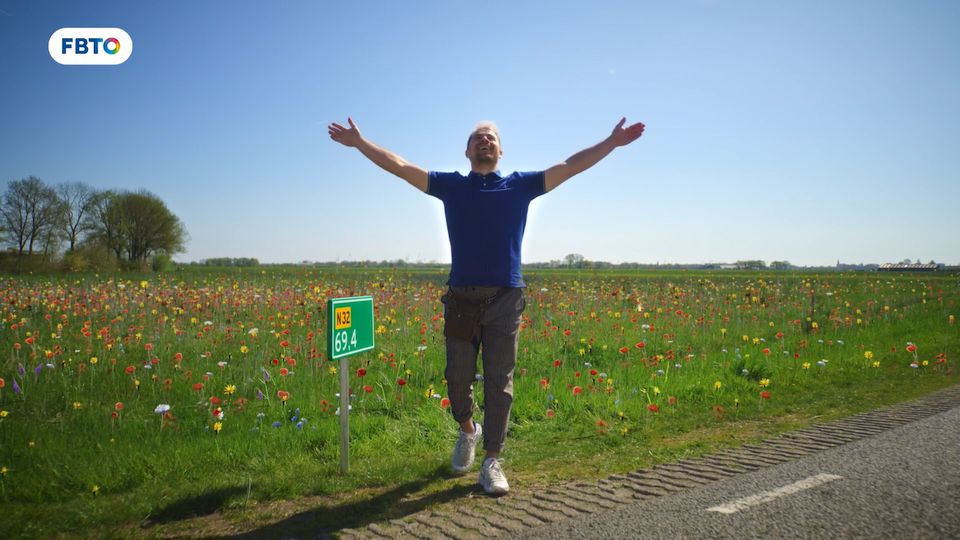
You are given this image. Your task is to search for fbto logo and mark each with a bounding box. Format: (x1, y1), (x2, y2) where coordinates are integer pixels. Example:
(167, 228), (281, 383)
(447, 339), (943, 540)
(48, 28), (133, 65)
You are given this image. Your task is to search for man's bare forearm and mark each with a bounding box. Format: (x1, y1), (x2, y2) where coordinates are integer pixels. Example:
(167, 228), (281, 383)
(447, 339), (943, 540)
(354, 137), (428, 192)
(544, 136), (618, 192)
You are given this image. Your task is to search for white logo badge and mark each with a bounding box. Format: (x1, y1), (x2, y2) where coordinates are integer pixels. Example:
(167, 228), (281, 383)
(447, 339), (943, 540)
(49, 28), (133, 65)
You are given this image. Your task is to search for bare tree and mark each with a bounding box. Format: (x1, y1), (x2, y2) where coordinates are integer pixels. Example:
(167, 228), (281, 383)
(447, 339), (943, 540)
(1, 177), (63, 256)
(57, 181), (101, 252)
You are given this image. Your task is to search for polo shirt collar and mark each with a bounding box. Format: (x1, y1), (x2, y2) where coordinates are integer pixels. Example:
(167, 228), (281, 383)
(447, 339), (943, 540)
(468, 169), (502, 181)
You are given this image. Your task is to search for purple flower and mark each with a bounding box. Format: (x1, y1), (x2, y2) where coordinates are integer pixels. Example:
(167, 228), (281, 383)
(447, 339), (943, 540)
(272, 421), (281, 428)
(17, 364), (25, 377)
(256, 389), (264, 400)
(12, 379), (21, 394)
(34, 364), (42, 376)
(261, 368), (270, 382)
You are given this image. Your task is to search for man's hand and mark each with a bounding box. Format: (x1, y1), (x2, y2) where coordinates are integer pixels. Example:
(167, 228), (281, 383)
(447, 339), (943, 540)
(544, 117), (646, 192)
(328, 117), (363, 147)
(609, 117), (645, 147)
(327, 117), (429, 192)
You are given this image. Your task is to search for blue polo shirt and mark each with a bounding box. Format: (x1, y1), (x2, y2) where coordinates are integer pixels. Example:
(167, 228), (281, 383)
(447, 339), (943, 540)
(428, 170), (546, 287)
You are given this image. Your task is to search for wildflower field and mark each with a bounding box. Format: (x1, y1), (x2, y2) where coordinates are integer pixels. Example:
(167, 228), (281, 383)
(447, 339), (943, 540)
(1, 267), (957, 537)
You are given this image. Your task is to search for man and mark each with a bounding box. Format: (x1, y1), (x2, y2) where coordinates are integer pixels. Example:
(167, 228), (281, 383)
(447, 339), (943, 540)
(328, 117), (645, 495)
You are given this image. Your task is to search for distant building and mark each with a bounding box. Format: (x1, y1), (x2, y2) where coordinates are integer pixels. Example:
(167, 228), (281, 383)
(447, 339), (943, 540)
(878, 262), (942, 272)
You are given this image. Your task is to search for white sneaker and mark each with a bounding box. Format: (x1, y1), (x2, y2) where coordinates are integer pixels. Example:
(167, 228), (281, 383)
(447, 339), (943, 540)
(479, 457), (509, 495)
(451, 422), (482, 474)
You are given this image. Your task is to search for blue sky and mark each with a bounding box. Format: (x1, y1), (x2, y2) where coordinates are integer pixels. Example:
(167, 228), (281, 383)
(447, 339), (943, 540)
(2, 0), (958, 266)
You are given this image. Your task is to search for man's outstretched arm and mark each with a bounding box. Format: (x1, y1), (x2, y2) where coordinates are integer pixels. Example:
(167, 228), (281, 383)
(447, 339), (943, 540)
(328, 118), (429, 192)
(543, 118), (645, 193)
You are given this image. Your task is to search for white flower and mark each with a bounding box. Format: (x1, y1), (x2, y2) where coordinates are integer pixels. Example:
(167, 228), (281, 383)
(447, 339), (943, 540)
(248, 328), (259, 337)
(204, 321), (214, 326)
(154, 404), (171, 414)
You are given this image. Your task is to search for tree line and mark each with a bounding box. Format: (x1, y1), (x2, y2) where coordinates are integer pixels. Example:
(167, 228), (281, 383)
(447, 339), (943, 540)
(1, 176), (188, 272)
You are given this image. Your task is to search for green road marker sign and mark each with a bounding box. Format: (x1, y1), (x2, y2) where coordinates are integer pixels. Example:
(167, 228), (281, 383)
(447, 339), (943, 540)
(326, 296), (375, 474)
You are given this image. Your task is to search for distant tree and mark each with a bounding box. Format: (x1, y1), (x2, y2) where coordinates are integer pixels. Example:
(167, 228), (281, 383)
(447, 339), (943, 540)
(769, 260), (792, 270)
(57, 182), (102, 252)
(1, 176), (63, 256)
(88, 190), (188, 266)
(87, 190), (126, 260)
(564, 253), (585, 268)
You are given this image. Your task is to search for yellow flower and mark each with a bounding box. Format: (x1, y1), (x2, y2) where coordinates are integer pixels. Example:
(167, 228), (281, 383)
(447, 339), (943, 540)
(620, 427), (630, 437)
(921, 360), (929, 367)
(224, 384), (237, 395)
(72, 401), (82, 410)
(713, 381), (722, 391)
(759, 378), (770, 387)
(802, 362), (811, 369)
(720, 328), (727, 336)
(89, 356), (98, 364)
(0, 410), (8, 418)
(0, 466), (8, 476)
(864, 351), (874, 360)
(871, 361), (881, 368)
(811, 322), (819, 329)
(741, 334), (749, 342)
(213, 422), (222, 433)
(653, 386), (661, 395)
(327, 365), (337, 375)
(240, 345), (249, 354)
(91, 484), (100, 495)
(752, 337), (760, 345)
(578, 348), (586, 356)
(140, 280), (149, 289)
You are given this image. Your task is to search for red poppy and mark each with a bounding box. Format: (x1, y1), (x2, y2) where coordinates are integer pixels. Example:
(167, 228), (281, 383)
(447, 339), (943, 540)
(114, 402), (124, 411)
(668, 396), (678, 405)
(775, 332), (784, 339)
(572, 386), (583, 396)
(272, 358), (280, 365)
(356, 368), (367, 377)
(647, 404), (660, 413)
(144, 343), (153, 351)
(440, 398), (451, 409)
(280, 340), (289, 348)
(596, 419), (608, 427)
(539, 378), (549, 388)
(174, 352), (183, 361)
(209, 396), (221, 405)
(906, 344), (917, 353)
(635, 341), (646, 349)
(363, 385), (373, 393)
(111, 411), (119, 419)
(760, 391), (771, 400)
(280, 368), (289, 376)
(0, 378), (5, 389)
(575, 371), (582, 378)
(125, 365), (135, 375)
(553, 359), (561, 368)
(277, 390), (290, 401)
(546, 409), (556, 418)
(618, 347), (629, 354)
(563, 329), (571, 337)
(192, 382), (203, 392)
(762, 348), (770, 355)
(397, 378), (407, 386)
(286, 357), (296, 366)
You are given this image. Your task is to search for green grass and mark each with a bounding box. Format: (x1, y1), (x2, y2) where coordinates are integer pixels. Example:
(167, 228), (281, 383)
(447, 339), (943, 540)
(0, 268), (957, 538)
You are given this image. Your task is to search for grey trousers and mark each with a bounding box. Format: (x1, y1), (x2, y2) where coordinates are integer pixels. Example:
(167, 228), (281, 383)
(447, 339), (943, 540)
(441, 286), (525, 454)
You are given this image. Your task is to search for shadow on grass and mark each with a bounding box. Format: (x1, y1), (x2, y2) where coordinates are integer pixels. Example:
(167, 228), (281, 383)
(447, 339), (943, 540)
(144, 486), (251, 526)
(225, 465), (479, 539)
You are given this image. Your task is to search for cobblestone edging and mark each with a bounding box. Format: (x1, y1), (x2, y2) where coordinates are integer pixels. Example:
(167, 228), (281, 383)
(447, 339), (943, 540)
(337, 385), (960, 539)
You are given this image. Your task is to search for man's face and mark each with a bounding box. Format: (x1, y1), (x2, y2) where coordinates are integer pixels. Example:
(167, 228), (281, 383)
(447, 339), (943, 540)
(466, 128), (501, 165)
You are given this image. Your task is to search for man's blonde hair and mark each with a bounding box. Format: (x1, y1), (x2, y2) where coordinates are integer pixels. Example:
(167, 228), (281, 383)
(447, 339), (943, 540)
(467, 121), (501, 148)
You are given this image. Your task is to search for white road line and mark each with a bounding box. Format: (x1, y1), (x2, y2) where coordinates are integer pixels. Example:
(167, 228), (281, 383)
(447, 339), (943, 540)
(706, 473), (843, 514)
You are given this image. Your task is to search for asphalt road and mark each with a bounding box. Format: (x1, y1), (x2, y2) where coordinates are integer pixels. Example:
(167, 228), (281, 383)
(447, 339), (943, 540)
(516, 405), (960, 539)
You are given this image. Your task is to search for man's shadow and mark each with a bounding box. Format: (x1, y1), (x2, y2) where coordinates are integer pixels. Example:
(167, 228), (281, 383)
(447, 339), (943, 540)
(144, 464), (481, 538)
